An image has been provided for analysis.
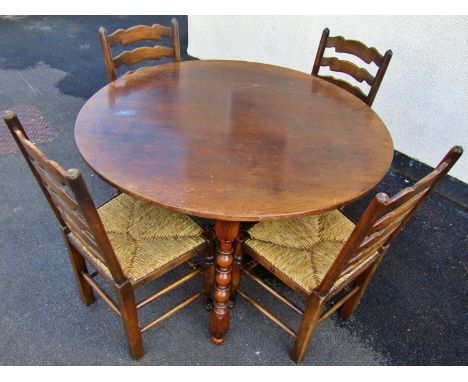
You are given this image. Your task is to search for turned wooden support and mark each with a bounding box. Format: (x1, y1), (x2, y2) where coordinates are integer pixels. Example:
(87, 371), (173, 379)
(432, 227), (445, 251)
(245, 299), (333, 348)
(209, 220), (240, 345)
(202, 230), (216, 310)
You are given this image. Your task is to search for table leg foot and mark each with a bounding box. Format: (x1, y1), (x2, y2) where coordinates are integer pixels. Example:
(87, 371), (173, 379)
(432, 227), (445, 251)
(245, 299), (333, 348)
(209, 305), (230, 345)
(211, 336), (225, 346)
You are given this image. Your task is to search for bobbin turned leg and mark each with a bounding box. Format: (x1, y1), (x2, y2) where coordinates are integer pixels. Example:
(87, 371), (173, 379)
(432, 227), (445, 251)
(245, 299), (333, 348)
(209, 220), (240, 345)
(230, 231), (247, 308)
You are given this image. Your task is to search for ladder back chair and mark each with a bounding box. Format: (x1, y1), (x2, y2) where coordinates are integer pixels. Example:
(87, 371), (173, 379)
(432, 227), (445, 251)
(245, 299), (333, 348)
(99, 18), (181, 82)
(312, 27), (393, 106)
(3, 111), (215, 360)
(233, 146), (462, 363)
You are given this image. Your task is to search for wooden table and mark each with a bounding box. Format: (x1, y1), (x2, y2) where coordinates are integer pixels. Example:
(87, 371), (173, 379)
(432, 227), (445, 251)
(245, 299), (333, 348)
(75, 60), (393, 345)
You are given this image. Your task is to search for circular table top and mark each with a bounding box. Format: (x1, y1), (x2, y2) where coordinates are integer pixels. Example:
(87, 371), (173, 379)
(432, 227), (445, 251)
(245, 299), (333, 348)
(75, 60), (393, 221)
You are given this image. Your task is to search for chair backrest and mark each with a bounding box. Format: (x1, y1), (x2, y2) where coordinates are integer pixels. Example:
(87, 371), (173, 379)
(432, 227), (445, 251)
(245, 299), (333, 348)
(311, 28), (392, 106)
(3, 112), (126, 284)
(317, 146), (463, 295)
(99, 18), (181, 82)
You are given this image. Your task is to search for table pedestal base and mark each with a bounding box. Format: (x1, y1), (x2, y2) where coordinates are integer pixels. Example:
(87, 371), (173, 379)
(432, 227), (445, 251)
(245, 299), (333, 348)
(209, 220), (240, 345)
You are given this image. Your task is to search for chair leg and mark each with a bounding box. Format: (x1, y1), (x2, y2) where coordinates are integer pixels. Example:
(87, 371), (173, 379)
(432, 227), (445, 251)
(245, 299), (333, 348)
(340, 258), (383, 320)
(202, 231), (216, 310)
(230, 231), (247, 308)
(64, 237), (96, 306)
(290, 293), (324, 364)
(116, 281), (144, 360)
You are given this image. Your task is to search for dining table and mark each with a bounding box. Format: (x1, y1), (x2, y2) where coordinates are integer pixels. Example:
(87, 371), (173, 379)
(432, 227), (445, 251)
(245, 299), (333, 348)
(74, 59), (394, 345)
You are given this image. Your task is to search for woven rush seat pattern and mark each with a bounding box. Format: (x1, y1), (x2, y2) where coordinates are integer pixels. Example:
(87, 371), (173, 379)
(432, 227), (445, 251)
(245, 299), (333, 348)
(82, 193), (205, 284)
(245, 210), (355, 293)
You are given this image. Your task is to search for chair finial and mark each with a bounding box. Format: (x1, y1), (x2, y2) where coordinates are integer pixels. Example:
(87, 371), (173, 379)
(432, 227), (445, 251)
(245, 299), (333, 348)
(3, 110), (17, 121)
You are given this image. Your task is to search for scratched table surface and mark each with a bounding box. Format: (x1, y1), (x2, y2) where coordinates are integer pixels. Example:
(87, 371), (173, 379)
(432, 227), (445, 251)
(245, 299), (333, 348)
(75, 60), (393, 222)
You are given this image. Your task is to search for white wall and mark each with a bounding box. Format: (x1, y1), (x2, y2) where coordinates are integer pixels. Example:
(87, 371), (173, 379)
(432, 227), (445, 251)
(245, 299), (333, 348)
(188, 16), (468, 183)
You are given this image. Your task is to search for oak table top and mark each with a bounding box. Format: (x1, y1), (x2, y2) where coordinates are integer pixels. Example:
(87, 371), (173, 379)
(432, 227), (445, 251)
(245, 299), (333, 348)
(75, 60), (393, 222)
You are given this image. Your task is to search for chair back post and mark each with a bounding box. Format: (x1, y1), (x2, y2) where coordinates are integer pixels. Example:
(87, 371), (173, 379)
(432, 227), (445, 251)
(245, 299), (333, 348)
(171, 18), (181, 62)
(3, 111), (66, 227)
(98, 27), (117, 82)
(383, 145), (463, 243)
(65, 169), (126, 284)
(311, 27), (329, 76)
(3, 111), (126, 285)
(366, 49), (393, 106)
(317, 194), (387, 295)
(317, 146), (463, 297)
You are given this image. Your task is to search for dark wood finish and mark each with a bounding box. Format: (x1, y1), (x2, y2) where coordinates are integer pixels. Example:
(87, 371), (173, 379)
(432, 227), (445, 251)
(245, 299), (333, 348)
(66, 168), (126, 283)
(240, 146), (463, 363)
(98, 18), (181, 82)
(312, 28), (393, 106)
(171, 18), (181, 62)
(317, 286), (359, 324)
(75, 60), (394, 222)
(238, 289), (297, 337)
(65, 234), (96, 306)
(242, 268), (303, 316)
(339, 257), (383, 320)
(3, 112), (212, 360)
(140, 291), (204, 333)
(136, 267), (203, 309)
(116, 281), (144, 359)
(202, 230), (216, 310)
(231, 231), (248, 306)
(210, 220), (240, 345)
(82, 271), (121, 316)
(290, 294), (323, 361)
